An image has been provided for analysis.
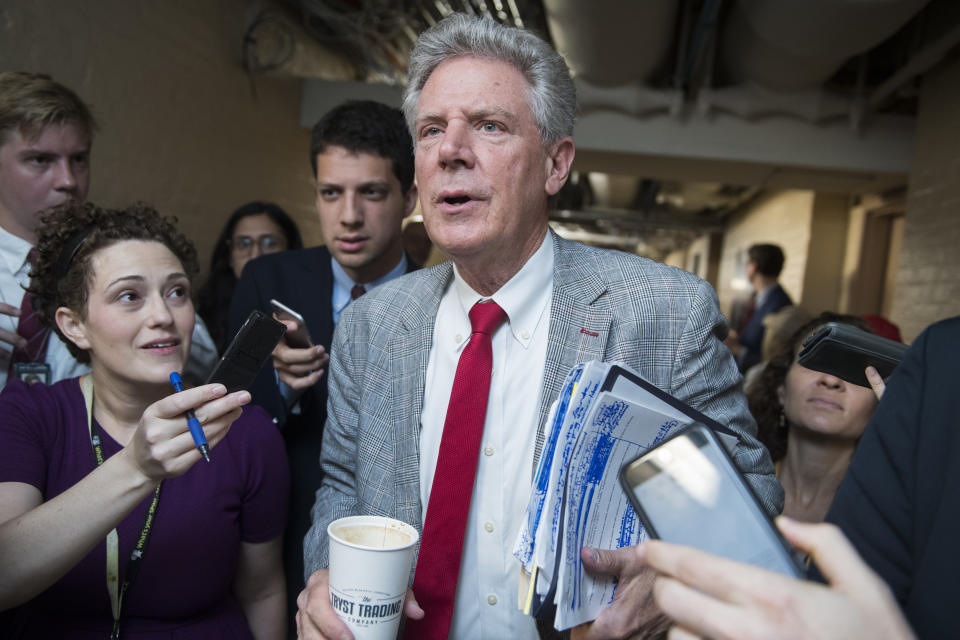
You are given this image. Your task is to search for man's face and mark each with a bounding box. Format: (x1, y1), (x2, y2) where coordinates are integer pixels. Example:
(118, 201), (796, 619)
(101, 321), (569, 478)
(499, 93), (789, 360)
(0, 122), (91, 243)
(315, 146), (416, 283)
(413, 56), (573, 271)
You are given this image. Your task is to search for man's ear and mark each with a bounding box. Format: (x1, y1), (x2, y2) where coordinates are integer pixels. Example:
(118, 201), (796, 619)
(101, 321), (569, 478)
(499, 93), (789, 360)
(403, 184), (419, 217)
(544, 137), (576, 196)
(56, 306), (90, 351)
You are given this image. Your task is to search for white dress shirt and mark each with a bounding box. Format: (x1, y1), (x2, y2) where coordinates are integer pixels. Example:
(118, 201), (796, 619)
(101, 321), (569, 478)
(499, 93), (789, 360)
(0, 225), (87, 390)
(0, 224), (220, 390)
(420, 231), (553, 639)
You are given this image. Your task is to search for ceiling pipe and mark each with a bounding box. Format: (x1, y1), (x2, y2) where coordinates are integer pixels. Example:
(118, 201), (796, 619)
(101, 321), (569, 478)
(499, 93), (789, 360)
(722, 0), (930, 93)
(543, 0), (680, 87)
(867, 20), (960, 110)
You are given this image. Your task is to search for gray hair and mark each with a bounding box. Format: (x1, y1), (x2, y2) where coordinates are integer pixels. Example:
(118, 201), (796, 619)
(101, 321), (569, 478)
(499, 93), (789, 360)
(402, 14), (577, 148)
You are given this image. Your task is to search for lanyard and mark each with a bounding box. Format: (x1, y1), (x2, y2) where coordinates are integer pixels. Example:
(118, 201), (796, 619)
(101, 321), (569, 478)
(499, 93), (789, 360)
(81, 375), (162, 640)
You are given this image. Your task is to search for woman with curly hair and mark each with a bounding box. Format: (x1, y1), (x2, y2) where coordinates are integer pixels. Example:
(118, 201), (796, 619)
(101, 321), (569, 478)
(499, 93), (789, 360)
(197, 202), (302, 353)
(747, 312), (880, 523)
(0, 202), (288, 638)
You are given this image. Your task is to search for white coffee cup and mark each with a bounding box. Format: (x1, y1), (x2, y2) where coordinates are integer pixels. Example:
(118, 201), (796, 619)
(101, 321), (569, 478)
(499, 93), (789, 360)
(327, 515), (419, 640)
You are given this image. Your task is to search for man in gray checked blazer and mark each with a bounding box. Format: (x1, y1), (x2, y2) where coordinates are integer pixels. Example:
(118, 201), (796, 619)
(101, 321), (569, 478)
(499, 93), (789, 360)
(297, 13), (782, 640)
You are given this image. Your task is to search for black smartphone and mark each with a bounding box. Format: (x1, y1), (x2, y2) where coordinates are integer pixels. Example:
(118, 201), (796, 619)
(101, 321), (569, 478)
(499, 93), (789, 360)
(205, 310), (286, 393)
(798, 321), (907, 388)
(620, 423), (802, 578)
(269, 298), (313, 349)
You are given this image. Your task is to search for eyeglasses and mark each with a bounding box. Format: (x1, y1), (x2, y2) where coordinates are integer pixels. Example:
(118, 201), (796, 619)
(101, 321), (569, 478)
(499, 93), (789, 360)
(230, 235), (287, 255)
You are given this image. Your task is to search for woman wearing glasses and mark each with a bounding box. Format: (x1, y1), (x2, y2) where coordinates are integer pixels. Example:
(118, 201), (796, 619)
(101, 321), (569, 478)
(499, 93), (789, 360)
(198, 202), (302, 353)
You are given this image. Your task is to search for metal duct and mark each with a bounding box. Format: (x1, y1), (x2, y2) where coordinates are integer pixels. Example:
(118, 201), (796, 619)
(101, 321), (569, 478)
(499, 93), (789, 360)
(722, 0), (929, 93)
(543, 0), (680, 87)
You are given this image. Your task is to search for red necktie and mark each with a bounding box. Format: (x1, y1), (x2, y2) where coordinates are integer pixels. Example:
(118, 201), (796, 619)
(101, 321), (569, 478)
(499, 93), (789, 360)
(405, 300), (507, 640)
(350, 284), (366, 300)
(9, 249), (51, 372)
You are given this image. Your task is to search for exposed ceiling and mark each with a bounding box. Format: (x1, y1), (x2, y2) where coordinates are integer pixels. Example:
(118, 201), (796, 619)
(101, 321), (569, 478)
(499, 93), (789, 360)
(244, 0), (960, 257)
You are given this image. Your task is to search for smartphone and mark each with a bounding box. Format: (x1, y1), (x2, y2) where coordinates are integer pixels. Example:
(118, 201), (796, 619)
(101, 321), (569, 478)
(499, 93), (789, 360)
(620, 423), (802, 578)
(798, 321), (908, 388)
(205, 310), (286, 393)
(269, 299), (314, 349)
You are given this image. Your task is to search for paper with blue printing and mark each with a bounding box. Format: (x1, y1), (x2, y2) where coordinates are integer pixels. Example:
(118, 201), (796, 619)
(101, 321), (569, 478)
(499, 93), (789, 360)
(513, 361), (738, 630)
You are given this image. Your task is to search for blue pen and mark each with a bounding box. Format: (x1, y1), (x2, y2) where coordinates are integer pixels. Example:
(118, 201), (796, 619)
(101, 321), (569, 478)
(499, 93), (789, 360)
(169, 372), (211, 462)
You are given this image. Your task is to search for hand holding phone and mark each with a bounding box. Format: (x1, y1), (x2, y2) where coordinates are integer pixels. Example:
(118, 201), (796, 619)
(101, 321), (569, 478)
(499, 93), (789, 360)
(270, 299), (313, 349)
(267, 299), (328, 390)
(206, 310), (286, 393)
(620, 423), (802, 578)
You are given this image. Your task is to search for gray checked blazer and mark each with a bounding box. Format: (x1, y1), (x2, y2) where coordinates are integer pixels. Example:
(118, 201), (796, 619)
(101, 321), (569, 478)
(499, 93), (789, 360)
(304, 232), (782, 577)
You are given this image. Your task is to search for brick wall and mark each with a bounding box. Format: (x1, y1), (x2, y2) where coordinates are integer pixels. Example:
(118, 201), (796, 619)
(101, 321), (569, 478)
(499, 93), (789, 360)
(891, 56), (960, 341)
(0, 0), (319, 276)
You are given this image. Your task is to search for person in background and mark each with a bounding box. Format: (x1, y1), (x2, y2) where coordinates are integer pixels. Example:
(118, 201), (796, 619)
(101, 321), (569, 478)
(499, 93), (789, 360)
(748, 312), (878, 522)
(198, 201), (303, 353)
(725, 243), (792, 372)
(229, 99), (419, 636)
(297, 14), (779, 640)
(0, 201), (288, 638)
(0, 71), (216, 390)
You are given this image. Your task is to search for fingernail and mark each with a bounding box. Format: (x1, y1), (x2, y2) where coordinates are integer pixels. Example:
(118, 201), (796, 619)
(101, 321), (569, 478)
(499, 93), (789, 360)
(237, 391), (251, 403)
(588, 547), (599, 564)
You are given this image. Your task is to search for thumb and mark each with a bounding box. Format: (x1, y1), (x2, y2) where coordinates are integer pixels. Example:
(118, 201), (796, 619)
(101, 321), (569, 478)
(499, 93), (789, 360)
(581, 546), (633, 578)
(404, 588), (424, 620)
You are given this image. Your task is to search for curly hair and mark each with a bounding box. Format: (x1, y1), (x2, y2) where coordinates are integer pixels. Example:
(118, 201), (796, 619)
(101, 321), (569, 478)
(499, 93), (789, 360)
(29, 201), (199, 364)
(747, 312), (871, 462)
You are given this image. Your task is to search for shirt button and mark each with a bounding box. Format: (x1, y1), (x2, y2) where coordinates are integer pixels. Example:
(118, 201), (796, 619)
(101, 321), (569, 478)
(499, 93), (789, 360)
(521, 330), (530, 340)
(455, 334), (463, 344)
(484, 445), (495, 456)
(484, 521), (495, 533)
(487, 594), (498, 606)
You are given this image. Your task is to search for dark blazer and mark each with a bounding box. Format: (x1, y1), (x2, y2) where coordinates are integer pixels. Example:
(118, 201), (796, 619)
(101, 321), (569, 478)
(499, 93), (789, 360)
(229, 246), (336, 428)
(738, 282), (792, 371)
(228, 245), (417, 634)
(825, 316), (960, 638)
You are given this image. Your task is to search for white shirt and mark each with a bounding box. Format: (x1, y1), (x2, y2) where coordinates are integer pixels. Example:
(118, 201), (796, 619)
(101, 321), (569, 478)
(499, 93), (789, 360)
(0, 224), (87, 389)
(0, 224), (219, 390)
(420, 231), (553, 640)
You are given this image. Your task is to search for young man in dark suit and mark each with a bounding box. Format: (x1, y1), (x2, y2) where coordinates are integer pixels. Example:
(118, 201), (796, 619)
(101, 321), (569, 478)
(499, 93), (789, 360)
(726, 243), (793, 372)
(228, 99), (418, 635)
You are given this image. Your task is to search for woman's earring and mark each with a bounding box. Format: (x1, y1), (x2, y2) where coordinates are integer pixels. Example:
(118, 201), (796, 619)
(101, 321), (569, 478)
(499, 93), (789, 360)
(778, 410), (787, 430)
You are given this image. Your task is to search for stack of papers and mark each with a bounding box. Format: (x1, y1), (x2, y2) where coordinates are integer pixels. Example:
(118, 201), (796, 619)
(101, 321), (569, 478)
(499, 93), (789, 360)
(512, 361), (738, 630)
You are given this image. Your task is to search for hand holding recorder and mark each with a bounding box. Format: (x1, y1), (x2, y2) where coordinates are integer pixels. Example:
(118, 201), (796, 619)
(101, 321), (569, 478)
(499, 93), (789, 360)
(269, 299), (329, 391)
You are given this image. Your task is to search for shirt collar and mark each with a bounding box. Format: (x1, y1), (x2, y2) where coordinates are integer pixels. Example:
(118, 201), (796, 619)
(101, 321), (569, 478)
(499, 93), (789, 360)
(451, 230), (553, 349)
(331, 252), (408, 292)
(331, 252), (409, 322)
(0, 224), (33, 275)
(756, 282), (777, 307)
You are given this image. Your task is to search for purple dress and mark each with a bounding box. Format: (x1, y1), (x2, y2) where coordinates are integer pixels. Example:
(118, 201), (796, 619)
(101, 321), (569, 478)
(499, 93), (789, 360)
(0, 377), (289, 638)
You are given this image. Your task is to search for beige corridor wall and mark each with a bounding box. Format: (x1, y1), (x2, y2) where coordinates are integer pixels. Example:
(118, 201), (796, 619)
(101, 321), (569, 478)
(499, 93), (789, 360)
(891, 56), (960, 342)
(0, 0), (320, 274)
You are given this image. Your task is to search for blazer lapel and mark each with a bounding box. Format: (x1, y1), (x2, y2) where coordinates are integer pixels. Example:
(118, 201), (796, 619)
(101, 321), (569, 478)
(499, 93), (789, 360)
(533, 235), (613, 473)
(390, 264), (453, 534)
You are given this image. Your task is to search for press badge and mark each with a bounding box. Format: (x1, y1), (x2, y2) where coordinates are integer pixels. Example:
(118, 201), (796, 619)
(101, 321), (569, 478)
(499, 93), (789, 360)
(12, 362), (51, 385)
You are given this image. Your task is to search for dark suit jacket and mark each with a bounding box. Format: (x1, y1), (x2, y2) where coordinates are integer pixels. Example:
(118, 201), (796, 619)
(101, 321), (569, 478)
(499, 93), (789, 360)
(229, 246), (336, 429)
(738, 283), (792, 371)
(825, 316), (960, 638)
(229, 245), (417, 634)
